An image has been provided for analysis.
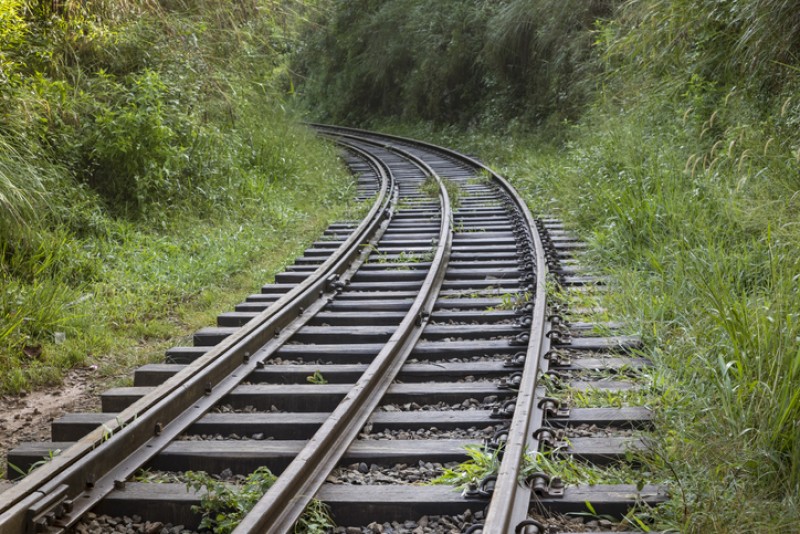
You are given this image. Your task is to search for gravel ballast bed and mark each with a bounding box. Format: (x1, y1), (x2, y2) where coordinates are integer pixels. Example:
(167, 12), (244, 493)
(359, 426), (496, 440)
(526, 512), (629, 532)
(377, 397), (500, 412)
(327, 461), (458, 485)
(73, 513), (196, 534)
(334, 509), (482, 533)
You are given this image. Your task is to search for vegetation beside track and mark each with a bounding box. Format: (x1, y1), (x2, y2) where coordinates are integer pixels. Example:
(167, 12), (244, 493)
(298, 0), (800, 531)
(0, 0), (355, 394)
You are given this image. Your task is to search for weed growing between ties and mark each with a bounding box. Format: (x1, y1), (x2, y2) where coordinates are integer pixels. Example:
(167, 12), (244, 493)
(430, 444), (502, 490)
(485, 291), (530, 312)
(6, 448), (61, 480)
(306, 370), (328, 385)
(186, 468), (334, 533)
(433, 444), (658, 530)
(420, 175), (462, 209)
(433, 444), (653, 491)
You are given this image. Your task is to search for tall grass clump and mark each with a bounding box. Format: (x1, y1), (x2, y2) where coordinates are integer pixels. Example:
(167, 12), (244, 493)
(605, 0), (800, 95)
(541, 105), (800, 531)
(0, 137), (46, 243)
(481, 0), (612, 123)
(295, 0), (490, 124)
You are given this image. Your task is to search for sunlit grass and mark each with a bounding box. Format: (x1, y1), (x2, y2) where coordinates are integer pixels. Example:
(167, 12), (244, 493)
(0, 0), (357, 393)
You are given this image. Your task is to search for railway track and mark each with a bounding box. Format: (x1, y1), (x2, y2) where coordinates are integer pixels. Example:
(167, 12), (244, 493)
(0, 127), (666, 533)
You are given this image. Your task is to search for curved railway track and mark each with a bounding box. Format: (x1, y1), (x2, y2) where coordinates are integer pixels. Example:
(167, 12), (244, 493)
(0, 127), (666, 533)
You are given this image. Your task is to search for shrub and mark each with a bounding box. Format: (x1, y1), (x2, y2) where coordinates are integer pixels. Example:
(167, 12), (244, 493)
(83, 69), (186, 216)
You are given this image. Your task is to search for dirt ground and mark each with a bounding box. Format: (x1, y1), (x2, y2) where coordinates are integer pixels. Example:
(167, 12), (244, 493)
(0, 366), (102, 491)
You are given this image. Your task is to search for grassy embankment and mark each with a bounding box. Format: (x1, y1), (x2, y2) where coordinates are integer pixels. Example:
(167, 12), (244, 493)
(298, 0), (800, 531)
(0, 0), (356, 394)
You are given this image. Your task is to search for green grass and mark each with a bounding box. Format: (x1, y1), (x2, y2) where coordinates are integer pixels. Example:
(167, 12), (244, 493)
(430, 444), (502, 490)
(420, 175), (462, 208)
(0, 124), (356, 393)
(432, 444), (652, 494)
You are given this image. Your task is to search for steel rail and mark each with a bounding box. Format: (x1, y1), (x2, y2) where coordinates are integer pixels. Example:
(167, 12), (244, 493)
(313, 124), (550, 533)
(233, 137), (453, 533)
(0, 146), (395, 534)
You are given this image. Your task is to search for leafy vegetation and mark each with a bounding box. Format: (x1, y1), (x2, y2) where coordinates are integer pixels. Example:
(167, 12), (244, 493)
(306, 369), (328, 384)
(0, 0), (355, 393)
(432, 444), (647, 489)
(185, 468), (334, 533)
(295, 0), (609, 126)
(420, 175), (461, 208)
(430, 444), (502, 490)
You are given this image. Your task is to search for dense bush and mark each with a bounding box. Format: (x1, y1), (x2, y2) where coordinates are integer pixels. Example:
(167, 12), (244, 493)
(296, 0), (612, 126)
(0, 0), (353, 393)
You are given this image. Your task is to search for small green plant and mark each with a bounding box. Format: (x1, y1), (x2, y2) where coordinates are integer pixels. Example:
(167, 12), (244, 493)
(430, 444), (502, 489)
(419, 248), (436, 263)
(131, 468), (181, 484)
(375, 250), (423, 265)
(295, 500), (337, 534)
(522, 450), (646, 487)
(306, 370), (327, 385)
(486, 291), (531, 311)
(7, 448), (61, 479)
(466, 170), (492, 186)
(186, 467), (277, 533)
(185, 467), (335, 533)
(396, 198), (417, 210)
(420, 175), (461, 208)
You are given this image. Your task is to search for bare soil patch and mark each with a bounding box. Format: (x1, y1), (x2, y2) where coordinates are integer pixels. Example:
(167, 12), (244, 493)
(0, 366), (101, 487)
